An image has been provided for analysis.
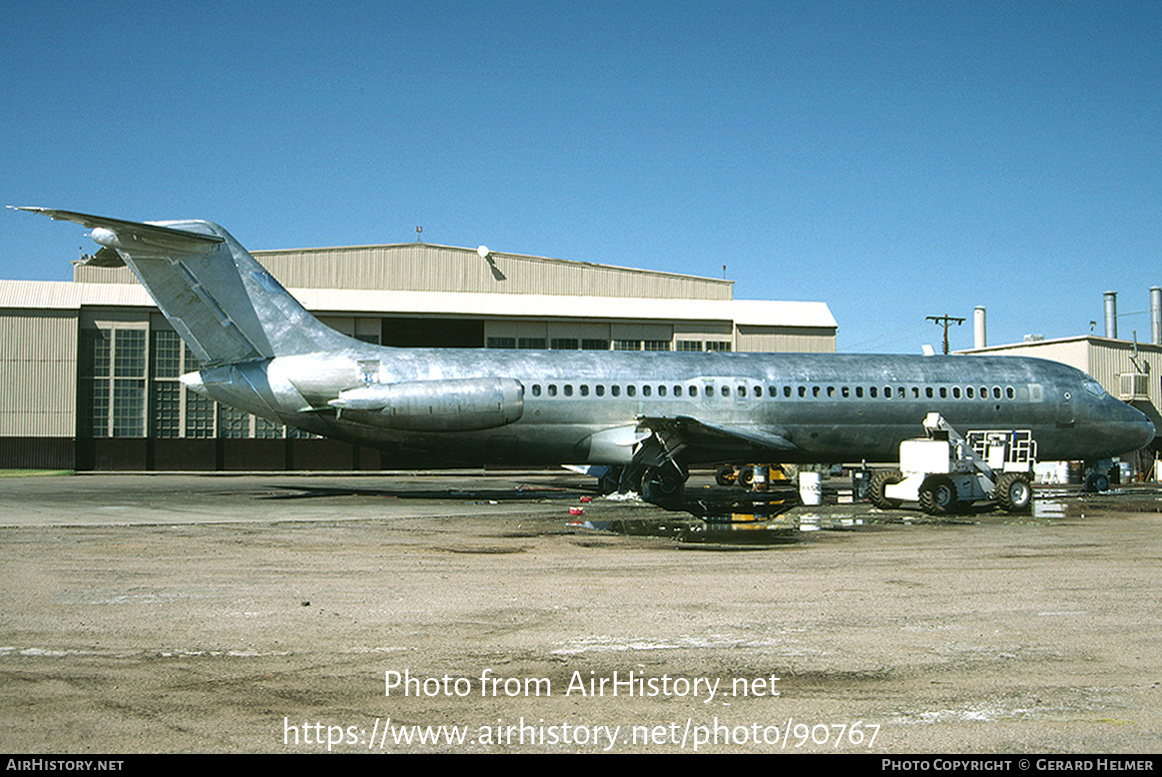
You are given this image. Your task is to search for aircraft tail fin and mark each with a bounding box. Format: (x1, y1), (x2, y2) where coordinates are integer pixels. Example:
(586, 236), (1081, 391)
(15, 207), (352, 366)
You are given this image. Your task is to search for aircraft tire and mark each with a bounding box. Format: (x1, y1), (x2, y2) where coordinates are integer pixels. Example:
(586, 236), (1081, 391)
(996, 473), (1033, 512)
(641, 467), (686, 506)
(737, 467), (755, 488)
(1084, 472), (1110, 493)
(599, 467), (623, 495)
(619, 465), (645, 494)
(868, 470), (903, 509)
(715, 464), (737, 487)
(918, 476), (956, 516)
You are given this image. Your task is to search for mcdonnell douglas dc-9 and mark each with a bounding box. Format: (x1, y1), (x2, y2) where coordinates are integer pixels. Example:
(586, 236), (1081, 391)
(16, 208), (1156, 506)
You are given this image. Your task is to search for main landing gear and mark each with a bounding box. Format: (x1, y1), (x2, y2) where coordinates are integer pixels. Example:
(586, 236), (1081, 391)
(596, 461), (689, 507)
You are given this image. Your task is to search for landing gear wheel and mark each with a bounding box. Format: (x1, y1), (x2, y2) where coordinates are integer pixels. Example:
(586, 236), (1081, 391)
(996, 472), (1032, 512)
(737, 467), (755, 488)
(619, 465), (645, 495)
(1084, 473), (1110, 493)
(641, 466), (686, 506)
(918, 476), (956, 516)
(599, 467), (623, 495)
(715, 464), (737, 487)
(868, 470), (903, 509)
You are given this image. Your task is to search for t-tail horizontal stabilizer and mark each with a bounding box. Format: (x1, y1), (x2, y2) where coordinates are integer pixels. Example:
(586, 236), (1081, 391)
(13, 207), (353, 367)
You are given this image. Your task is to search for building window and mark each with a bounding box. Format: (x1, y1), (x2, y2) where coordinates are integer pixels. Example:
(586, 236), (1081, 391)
(150, 331), (184, 437)
(218, 404), (251, 439)
(81, 328), (146, 437)
(613, 340), (641, 351)
(113, 329), (146, 380)
(112, 379), (145, 437)
(151, 381), (181, 438)
(185, 390), (216, 438)
(486, 337), (516, 349)
(582, 339), (609, 350)
(254, 416), (285, 439)
(643, 340), (670, 351)
(518, 338), (546, 349)
(705, 341), (732, 352)
(676, 341), (702, 352)
(153, 330), (182, 379)
(84, 380), (109, 438)
(550, 338), (579, 350)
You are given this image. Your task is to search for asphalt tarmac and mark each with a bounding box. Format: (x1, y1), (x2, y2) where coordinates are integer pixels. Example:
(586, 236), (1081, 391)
(1, 471), (1160, 753)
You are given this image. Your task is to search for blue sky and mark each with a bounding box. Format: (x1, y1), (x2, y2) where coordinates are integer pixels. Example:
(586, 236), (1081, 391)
(3, 1), (1159, 352)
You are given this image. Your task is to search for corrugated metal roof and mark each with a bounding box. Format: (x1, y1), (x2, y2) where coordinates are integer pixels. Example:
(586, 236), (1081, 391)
(73, 242), (736, 300)
(0, 280), (81, 309)
(258, 242), (731, 284)
(0, 280), (156, 309)
(957, 335), (1162, 355)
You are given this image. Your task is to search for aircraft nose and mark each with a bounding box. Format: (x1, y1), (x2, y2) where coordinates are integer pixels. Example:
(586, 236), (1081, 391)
(1117, 400), (1156, 450)
(1132, 410), (1157, 450)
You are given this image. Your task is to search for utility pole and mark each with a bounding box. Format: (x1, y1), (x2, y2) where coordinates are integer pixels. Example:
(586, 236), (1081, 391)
(927, 314), (965, 355)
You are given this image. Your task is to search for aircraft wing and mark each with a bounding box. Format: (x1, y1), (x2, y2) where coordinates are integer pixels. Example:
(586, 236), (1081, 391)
(638, 415), (796, 455)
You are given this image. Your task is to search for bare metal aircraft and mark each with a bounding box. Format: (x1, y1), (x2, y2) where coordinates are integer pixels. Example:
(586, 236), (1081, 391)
(15, 208), (1156, 505)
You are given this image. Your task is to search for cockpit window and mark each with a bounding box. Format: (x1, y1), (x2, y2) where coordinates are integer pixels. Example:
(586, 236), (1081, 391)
(1083, 380), (1105, 398)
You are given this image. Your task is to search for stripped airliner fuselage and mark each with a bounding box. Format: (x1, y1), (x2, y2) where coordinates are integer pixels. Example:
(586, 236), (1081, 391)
(189, 346), (1153, 468)
(17, 207), (1156, 503)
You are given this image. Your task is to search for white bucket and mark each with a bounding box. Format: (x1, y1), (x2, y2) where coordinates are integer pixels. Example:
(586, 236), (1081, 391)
(799, 471), (822, 506)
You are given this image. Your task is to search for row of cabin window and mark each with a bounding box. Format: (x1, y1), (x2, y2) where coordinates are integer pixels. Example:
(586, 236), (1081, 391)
(529, 383), (1020, 400)
(485, 338), (729, 351)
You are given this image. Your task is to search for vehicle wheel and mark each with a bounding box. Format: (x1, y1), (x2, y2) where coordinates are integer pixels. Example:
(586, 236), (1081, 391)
(641, 466), (686, 506)
(868, 470), (903, 509)
(995, 472), (1032, 512)
(918, 476), (956, 515)
(737, 466), (755, 488)
(715, 464), (737, 487)
(1085, 472), (1110, 493)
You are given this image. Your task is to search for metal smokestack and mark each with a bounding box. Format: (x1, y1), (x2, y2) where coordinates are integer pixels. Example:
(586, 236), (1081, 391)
(1151, 286), (1161, 345)
(974, 306), (987, 349)
(1104, 291), (1118, 339)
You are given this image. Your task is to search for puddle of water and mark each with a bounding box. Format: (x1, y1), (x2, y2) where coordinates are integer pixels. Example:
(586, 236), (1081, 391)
(570, 518), (801, 546)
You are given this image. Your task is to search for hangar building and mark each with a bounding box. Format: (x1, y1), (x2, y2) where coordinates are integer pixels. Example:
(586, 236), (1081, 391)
(0, 240), (837, 471)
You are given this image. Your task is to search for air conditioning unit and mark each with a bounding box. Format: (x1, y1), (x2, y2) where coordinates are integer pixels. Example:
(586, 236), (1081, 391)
(1119, 373), (1150, 401)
